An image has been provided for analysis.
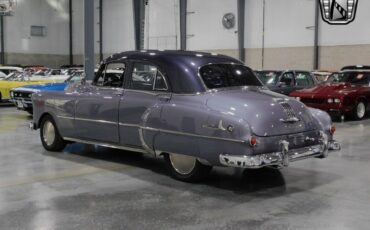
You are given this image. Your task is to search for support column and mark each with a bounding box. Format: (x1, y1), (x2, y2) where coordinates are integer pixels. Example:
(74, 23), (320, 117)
(84, 0), (95, 80)
(237, 0), (245, 62)
(0, 16), (4, 65)
(69, 0), (73, 65)
(133, 0), (145, 50)
(314, 0), (320, 70)
(99, 0), (103, 61)
(180, 0), (187, 50)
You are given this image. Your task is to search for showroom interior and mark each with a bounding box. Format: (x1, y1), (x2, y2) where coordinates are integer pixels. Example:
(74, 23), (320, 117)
(0, 0), (370, 229)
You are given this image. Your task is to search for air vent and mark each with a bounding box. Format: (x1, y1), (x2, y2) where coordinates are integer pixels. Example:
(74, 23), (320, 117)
(280, 102), (297, 119)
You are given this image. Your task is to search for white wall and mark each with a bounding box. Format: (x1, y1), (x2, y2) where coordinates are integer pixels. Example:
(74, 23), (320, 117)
(3, 0), (370, 67)
(72, 0), (135, 56)
(319, 0), (370, 46)
(187, 0), (238, 50)
(245, 0), (370, 49)
(102, 0), (135, 54)
(146, 0), (179, 50)
(5, 0), (69, 55)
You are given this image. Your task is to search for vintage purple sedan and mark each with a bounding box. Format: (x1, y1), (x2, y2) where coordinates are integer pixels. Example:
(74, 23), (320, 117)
(30, 50), (340, 181)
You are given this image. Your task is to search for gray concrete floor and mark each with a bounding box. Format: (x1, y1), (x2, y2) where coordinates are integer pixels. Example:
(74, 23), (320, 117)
(0, 105), (370, 230)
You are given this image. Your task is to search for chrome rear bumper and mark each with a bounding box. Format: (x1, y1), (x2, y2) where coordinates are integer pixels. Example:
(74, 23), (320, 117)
(219, 133), (340, 169)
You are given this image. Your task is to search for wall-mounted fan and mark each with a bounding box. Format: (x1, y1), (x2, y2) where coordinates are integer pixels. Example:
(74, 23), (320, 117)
(0, 0), (17, 16)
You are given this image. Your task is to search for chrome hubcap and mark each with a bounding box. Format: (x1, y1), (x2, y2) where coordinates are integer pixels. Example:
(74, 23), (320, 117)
(357, 102), (366, 118)
(43, 120), (56, 146)
(169, 153), (196, 175)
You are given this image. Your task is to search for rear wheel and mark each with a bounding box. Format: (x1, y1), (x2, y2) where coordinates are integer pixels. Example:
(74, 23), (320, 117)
(40, 115), (66, 151)
(164, 153), (212, 182)
(352, 101), (366, 120)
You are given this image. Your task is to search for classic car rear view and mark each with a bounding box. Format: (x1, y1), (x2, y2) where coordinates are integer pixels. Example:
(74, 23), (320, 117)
(30, 51), (340, 182)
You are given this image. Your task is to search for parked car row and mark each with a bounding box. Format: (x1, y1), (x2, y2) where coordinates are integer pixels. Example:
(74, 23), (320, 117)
(255, 66), (370, 120)
(0, 65), (83, 102)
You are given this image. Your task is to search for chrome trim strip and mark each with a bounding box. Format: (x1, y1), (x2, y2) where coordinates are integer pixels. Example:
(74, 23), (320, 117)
(143, 126), (245, 143)
(56, 120), (244, 144)
(63, 137), (148, 154)
(119, 122), (244, 143)
(57, 115), (117, 125)
(57, 115), (74, 120)
(119, 123), (141, 128)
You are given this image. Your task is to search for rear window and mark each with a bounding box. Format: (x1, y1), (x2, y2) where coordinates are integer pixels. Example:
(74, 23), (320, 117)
(200, 64), (262, 89)
(334, 72), (370, 85)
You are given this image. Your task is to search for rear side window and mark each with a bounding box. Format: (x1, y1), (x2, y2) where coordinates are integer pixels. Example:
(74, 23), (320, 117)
(129, 62), (168, 91)
(200, 64), (262, 89)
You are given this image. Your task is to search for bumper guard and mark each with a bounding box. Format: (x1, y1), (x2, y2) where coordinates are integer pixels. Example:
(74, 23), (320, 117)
(219, 132), (340, 169)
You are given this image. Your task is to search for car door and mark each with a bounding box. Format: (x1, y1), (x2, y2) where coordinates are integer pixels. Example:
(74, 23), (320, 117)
(74, 62), (126, 143)
(118, 61), (171, 148)
(275, 72), (295, 95)
(294, 71), (314, 91)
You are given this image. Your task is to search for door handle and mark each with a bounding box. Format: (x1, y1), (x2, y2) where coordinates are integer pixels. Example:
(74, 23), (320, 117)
(158, 94), (171, 102)
(113, 91), (123, 96)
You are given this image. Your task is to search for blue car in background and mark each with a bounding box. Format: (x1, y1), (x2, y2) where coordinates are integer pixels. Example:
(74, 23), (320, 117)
(10, 71), (84, 114)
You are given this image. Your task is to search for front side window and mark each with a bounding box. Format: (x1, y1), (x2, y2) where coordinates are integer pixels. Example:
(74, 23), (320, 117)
(279, 72), (294, 86)
(129, 63), (168, 91)
(95, 62), (125, 87)
(295, 72), (312, 86)
(67, 71), (84, 84)
(255, 71), (282, 85)
(200, 64), (262, 89)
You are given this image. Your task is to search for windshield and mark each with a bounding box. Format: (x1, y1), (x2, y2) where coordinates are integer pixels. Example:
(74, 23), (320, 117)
(4, 72), (21, 80)
(255, 71), (282, 85)
(67, 71), (84, 83)
(329, 72), (370, 85)
(199, 64), (262, 89)
(34, 70), (49, 76)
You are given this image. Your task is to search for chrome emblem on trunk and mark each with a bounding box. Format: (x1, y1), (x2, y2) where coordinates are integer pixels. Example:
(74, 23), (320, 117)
(319, 0), (359, 25)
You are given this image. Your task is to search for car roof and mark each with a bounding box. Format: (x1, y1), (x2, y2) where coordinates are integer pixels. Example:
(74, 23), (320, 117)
(0, 66), (23, 70)
(103, 50), (243, 94)
(341, 69), (370, 73)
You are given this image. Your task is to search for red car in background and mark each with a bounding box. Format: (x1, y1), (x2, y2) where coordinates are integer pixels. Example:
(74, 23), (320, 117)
(290, 68), (370, 120)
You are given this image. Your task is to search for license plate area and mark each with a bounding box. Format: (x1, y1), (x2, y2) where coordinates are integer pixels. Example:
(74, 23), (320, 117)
(16, 100), (24, 109)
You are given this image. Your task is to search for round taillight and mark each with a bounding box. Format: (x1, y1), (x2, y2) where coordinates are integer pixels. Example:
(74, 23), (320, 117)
(330, 126), (336, 134)
(249, 136), (257, 147)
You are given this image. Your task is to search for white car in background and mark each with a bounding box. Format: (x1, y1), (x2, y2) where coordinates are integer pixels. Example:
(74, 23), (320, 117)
(0, 66), (23, 80)
(31, 69), (72, 81)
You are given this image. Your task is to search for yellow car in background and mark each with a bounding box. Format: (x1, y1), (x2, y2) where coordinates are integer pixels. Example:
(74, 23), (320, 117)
(0, 72), (61, 102)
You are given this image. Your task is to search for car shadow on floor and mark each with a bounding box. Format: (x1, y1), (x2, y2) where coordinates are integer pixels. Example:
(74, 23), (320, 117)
(332, 114), (370, 123)
(42, 143), (340, 198)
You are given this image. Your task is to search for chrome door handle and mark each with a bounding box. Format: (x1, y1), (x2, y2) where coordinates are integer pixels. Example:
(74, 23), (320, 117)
(113, 91), (123, 96)
(158, 94), (171, 102)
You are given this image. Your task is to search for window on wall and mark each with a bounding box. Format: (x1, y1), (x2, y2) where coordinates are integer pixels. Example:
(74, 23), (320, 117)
(129, 62), (168, 91)
(95, 63), (125, 87)
(30, 26), (47, 37)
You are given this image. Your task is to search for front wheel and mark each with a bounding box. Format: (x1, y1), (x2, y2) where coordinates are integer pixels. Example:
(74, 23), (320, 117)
(40, 115), (66, 151)
(352, 101), (367, 120)
(164, 153), (212, 182)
